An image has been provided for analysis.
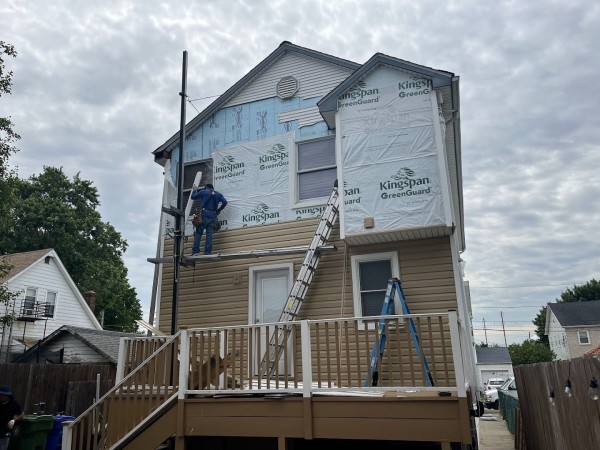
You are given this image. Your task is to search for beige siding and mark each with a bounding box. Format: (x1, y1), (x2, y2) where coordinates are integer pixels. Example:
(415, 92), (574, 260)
(224, 52), (354, 107)
(159, 220), (458, 330)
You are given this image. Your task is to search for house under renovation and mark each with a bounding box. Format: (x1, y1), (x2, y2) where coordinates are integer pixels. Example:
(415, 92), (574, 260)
(63, 42), (479, 449)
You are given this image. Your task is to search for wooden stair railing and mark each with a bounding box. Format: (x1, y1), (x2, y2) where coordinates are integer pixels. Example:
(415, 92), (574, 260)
(63, 330), (182, 450)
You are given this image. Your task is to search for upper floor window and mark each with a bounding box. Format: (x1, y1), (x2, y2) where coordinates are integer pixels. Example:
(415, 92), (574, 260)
(578, 330), (590, 345)
(24, 287), (37, 315)
(296, 138), (336, 201)
(44, 291), (57, 318)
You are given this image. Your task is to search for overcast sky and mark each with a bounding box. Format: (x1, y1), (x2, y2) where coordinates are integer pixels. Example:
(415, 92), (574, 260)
(3, 0), (599, 345)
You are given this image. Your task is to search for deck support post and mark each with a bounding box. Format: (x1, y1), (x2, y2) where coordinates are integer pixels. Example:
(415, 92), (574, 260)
(178, 328), (189, 399)
(448, 310), (467, 397)
(116, 337), (126, 382)
(300, 320), (312, 398)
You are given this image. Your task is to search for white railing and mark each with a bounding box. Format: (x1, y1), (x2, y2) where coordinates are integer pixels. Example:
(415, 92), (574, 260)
(174, 311), (468, 397)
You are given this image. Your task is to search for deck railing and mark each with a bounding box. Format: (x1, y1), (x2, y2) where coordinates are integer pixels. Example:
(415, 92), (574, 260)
(177, 311), (467, 396)
(62, 331), (181, 450)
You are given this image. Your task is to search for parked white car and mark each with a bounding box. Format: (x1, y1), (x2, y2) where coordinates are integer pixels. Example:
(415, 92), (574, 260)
(484, 377), (516, 409)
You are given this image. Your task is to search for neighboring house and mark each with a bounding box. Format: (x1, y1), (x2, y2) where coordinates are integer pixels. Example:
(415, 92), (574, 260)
(545, 301), (600, 360)
(475, 346), (513, 386)
(65, 42), (478, 450)
(15, 325), (140, 364)
(0, 249), (102, 361)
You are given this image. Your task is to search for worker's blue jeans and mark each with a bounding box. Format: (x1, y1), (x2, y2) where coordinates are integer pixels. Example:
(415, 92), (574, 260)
(0, 436), (10, 450)
(192, 216), (216, 255)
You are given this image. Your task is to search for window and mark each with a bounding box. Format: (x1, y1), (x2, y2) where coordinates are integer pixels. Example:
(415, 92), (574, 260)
(23, 287), (37, 316)
(351, 252), (400, 326)
(296, 137), (336, 202)
(44, 291), (57, 318)
(578, 330), (590, 345)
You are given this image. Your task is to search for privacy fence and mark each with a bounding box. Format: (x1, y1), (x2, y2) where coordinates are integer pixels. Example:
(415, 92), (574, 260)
(514, 356), (600, 450)
(0, 363), (115, 416)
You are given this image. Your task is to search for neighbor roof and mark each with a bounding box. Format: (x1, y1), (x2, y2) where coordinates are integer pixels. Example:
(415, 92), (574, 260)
(475, 347), (512, 364)
(548, 301), (600, 327)
(585, 344), (600, 356)
(16, 325), (140, 364)
(0, 249), (53, 282)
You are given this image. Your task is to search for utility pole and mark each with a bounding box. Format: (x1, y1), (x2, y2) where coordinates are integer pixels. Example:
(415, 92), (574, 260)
(500, 311), (508, 347)
(483, 317), (488, 346)
(171, 50), (188, 336)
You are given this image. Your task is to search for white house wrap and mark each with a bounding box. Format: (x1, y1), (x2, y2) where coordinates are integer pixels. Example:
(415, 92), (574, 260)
(337, 66), (452, 237)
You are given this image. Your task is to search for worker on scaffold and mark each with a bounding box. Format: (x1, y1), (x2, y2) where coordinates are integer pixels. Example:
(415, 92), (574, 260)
(190, 183), (227, 255)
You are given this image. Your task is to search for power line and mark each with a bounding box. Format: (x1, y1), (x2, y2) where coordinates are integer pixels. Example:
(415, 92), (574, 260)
(187, 99), (200, 114)
(188, 94), (220, 102)
(473, 305), (543, 309)
(470, 281), (589, 289)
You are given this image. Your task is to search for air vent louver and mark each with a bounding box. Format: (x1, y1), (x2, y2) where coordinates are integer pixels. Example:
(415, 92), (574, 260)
(276, 76), (299, 99)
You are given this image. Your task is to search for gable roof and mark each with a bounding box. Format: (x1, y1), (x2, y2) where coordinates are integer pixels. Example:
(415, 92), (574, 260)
(585, 344), (600, 356)
(475, 347), (512, 364)
(15, 325), (141, 364)
(152, 41), (360, 164)
(0, 249), (53, 282)
(317, 52), (456, 128)
(547, 301), (600, 328)
(1, 249), (102, 329)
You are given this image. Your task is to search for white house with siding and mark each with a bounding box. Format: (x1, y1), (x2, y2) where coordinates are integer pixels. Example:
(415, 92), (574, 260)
(0, 249), (101, 360)
(545, 301), (600, 360)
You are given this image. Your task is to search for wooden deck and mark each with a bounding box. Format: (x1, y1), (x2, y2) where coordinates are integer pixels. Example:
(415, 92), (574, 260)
(62, 313), (477, 449)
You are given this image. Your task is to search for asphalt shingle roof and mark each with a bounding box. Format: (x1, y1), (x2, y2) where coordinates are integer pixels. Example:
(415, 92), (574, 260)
(548, 301), (600, 327)
(476, 346), (512, 364)
(0, 249), (52, 282)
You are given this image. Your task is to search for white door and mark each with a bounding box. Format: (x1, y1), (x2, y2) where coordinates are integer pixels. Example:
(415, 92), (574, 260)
(251, 267), (293, 376)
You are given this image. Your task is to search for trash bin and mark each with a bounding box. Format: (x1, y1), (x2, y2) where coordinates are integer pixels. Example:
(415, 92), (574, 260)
(9, 415), (54, 450)
(45, 415), (75, 450)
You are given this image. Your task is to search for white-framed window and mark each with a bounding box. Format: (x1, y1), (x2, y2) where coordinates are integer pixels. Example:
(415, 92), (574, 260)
(294, 137), (336, 204)
(23, 287), (37, 316)
(44, 291), (57, 318)
(578, 330), (590, 345)
(351, 252), (400, 328)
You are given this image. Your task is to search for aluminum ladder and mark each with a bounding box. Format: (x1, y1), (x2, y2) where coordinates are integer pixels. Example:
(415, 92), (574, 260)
(261, 181), (340, 377)
(364, 277), (435, 387)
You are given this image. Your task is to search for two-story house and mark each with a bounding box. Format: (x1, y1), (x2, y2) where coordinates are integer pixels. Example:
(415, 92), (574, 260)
(63, 42), (478, 450)
(545, 301), (600, 360)
(0, 249), (102, 362)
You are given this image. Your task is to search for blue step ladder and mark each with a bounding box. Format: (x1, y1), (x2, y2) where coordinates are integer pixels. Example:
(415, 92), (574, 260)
(364, 277), (435, 387)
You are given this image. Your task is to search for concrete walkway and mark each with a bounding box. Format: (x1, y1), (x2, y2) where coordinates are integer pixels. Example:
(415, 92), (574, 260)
(478, 409), (515, 450)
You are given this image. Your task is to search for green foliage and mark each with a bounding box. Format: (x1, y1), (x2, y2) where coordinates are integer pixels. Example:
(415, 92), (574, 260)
(0, 41), (19, 179)
(1, 167), (142, 331)
(0, 260), (18, 326)
(509, 339), (555, 366)
(533, 279), (600, 342)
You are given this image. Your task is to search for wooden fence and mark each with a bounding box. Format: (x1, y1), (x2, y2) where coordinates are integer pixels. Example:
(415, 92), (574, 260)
(514, 356), (600, 450)
(0, 363), (115, 415)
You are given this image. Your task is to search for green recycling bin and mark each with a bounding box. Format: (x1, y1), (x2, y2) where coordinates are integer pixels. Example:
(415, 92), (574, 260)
(9, 415), (54, 450)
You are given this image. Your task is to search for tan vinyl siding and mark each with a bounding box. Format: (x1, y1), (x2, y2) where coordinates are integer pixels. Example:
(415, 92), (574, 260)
(159, 220), (458, 328)
(224, 52), (355, 107)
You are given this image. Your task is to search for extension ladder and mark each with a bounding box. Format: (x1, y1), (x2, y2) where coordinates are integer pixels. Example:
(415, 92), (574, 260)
(364, 277), (435, 387)
(261, 181), (340, 376)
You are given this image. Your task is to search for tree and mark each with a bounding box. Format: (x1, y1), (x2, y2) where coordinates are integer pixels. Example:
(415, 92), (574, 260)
(1, 167), (142, 331)
(0, 42), (20, 249)
(533, 279), (600, 343)
(509, 339), (555, 366)
(0, 260), (18, 326)
(0, 41), (19, 177)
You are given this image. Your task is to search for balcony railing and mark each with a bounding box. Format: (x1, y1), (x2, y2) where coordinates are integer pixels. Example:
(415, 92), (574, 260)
(14, 299), (54, 321)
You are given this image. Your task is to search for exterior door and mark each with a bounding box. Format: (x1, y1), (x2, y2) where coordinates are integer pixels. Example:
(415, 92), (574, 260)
(251, 267), (292, 376)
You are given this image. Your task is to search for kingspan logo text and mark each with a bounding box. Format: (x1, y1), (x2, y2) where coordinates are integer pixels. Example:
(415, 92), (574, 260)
(259, 143), (288, 170)
(338, 80), (380, 107)
(215, 155), (245, 178)
(398, 77), (432, 99)
(379, 168), (431, 199)
(243, 203), (280, 223)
